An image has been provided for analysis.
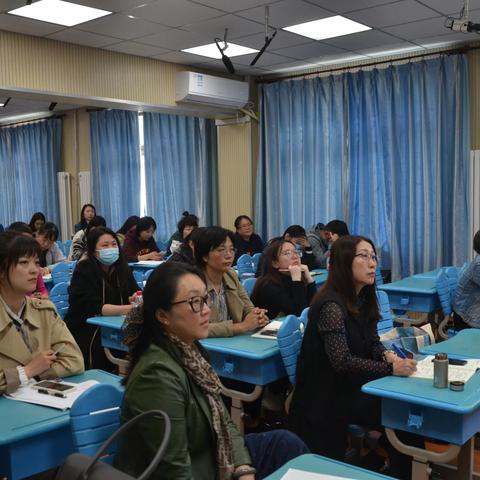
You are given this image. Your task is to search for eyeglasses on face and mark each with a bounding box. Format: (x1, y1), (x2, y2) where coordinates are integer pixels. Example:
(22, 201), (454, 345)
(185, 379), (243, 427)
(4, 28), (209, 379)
(212, 246), (237, 256)
(354, 252), (378, 263)
(171, 294), (213, 313)
(280, 249), (302, 259)
(238, 223), (253, 229)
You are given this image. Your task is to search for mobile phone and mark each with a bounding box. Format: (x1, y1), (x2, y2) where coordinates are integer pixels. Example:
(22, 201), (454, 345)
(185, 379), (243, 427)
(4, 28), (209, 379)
(430, 358), (467, 366)
(32, 380), (76, 395)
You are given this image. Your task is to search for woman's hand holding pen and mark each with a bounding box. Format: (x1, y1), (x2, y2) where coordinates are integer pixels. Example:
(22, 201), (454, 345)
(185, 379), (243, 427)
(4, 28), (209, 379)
(392, 358), (417, 377)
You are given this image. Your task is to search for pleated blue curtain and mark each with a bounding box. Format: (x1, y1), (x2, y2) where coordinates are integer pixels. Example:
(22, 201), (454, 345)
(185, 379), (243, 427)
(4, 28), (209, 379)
(0, 118), (61, 226)
(143, 112), (217, 242)
(90, 110), (141, 230)
(256, 54), (470, 279)
(256, 74), (348, 238)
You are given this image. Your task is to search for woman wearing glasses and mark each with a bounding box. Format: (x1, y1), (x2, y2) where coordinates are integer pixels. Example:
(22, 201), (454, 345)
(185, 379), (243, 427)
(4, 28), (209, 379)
(233, 215), (265, 262)
(289, 236), (421, 480)
(251, 240), (317, 320)
(192, 226), (269, 338)
(117, 262), (308, 479)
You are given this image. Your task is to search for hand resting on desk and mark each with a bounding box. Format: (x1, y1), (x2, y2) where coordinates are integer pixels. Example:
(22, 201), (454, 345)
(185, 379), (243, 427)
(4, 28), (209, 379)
(392, 358), (417, 376)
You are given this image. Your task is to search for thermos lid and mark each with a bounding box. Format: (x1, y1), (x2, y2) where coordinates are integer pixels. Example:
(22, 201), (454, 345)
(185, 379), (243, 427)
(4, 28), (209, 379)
(435, 352), (448, 360)
(449, 381), (464, 391)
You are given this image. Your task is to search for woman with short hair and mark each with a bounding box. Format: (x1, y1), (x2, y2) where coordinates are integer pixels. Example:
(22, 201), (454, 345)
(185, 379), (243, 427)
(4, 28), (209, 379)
(122, 216), (163, 263)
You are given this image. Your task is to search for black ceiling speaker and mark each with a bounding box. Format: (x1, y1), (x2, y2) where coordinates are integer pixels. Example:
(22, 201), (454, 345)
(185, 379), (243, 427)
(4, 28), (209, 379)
(215, 29), (235, 74)
(250, 7), (278, 66)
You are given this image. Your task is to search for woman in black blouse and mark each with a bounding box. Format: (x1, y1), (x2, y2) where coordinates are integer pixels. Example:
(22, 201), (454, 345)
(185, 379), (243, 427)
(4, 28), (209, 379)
(289, 235), (420, 480)
(251, 239), (317, 319)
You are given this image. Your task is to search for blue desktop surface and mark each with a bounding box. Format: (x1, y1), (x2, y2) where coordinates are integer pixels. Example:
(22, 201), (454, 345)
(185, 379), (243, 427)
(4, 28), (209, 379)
(311, 268), (328, 286)
(420, 329), (480, 359)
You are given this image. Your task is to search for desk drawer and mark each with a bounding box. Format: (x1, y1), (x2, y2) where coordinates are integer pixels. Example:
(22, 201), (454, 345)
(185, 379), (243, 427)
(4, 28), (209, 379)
(208, 351), (286, 385)
(382, 398), (480, 445)
(101, 327), (128, 352)
(384, 292), (440, 313)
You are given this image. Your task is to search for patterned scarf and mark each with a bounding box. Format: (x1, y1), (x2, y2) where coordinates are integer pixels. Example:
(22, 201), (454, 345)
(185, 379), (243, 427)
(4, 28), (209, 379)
(166, 333), (235, 480)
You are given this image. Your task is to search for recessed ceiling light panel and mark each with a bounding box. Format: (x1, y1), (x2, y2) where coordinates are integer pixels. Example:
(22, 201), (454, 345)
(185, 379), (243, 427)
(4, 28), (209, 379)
(8, 0), (111, 27)
(182, 42), (259, 60)
(283, 15), (371, 41)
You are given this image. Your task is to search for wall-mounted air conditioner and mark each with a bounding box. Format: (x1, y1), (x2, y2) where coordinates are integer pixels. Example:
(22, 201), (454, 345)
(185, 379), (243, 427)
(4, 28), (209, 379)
(176, 72), (249, 109)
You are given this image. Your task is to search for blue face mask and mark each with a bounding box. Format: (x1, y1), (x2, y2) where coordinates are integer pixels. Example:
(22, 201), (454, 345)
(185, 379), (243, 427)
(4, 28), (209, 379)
(97, 247), (119, 266)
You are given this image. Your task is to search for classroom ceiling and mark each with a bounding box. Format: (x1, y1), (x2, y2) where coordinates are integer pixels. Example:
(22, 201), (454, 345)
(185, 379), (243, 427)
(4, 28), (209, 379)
(0, 0), (479, 78)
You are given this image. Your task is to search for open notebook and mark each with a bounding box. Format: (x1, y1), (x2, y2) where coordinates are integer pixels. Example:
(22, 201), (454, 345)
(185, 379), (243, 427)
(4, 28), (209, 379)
(411, 356), (480, 383)
(251, 320), (283, 340)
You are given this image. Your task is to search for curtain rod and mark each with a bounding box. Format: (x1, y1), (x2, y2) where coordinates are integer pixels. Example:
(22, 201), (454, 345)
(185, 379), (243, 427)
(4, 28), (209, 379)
(256, 44), (478, 84)
(0, 113), (64, 129)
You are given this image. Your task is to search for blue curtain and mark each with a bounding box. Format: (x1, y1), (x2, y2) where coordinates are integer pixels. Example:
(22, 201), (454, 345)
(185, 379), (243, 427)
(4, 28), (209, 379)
(143, 112), (217, 242)
(256, 75), (348, 238)
(256, 54), (470, 279)
(90, 110), (141, 230)
(0, 118), (62, 227)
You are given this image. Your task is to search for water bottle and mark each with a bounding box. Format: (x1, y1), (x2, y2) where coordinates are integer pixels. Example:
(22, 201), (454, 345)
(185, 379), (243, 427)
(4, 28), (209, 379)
(433, 352), (448, 388)
(131, 290), (143, 307)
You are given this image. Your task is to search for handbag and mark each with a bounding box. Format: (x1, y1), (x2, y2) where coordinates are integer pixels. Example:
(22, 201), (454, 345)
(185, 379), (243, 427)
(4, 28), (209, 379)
(55, 410), (171, 480)
(380, 326), (431, 354)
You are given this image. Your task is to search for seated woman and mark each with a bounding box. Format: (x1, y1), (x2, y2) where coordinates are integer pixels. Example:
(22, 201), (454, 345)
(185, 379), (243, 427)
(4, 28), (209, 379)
(193, 226), (269, 337)
(8, 222), (48, 299)
(116, 215), (140, 246)
(116, 262), (308, 479)
(289, 235), (421, 480)
(35, 222), (66, 274)
(68, 215), (106, 261)
(28, 212), (46, 235)
(453, 230), (480, 330)
(168, 227), (205, 265)
(0, 231), (83, 394)
(74, 203), (96, 233)
(166, 211), (199, 255)
(65, 227), (138, 371)
(233, 215), (264, 262)
(123, 216), (163, 263)
(251, 239), (317, 319)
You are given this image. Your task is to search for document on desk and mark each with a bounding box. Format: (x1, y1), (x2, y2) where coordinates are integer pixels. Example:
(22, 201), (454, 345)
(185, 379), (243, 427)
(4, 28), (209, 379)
(410, 356), (480, 382)
(4, 380), (99, 410)
(251, 320), (283, 340)
(280, 469), (355, 480)
(133, 260), (164, 267)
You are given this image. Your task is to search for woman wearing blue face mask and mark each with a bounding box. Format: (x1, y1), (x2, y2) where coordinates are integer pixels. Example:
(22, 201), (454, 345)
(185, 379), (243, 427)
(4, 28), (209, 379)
(64, 227), (138, 371)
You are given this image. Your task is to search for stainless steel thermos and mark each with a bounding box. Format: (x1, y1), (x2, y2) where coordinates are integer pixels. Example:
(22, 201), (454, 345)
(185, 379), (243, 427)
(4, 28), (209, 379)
(433, 352), (448, 388)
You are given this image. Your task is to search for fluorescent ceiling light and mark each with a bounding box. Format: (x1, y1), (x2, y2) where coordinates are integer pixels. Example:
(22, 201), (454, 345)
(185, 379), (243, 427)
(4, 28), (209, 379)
(182, 42), (259, 59)
(283, 15), (371, 41)
(8, 0), (111, 27)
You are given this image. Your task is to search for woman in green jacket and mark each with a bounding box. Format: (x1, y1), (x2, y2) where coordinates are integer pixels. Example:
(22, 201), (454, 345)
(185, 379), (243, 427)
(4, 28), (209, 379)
(116, 262), (307, 479)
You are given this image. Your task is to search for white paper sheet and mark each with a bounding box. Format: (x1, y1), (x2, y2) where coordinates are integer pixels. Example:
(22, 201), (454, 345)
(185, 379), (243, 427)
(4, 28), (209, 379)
(410, 356), (480, 383)
(251, 320), (283, 340)
(280, 469), (356, 480)
(133, 260), (164, 267)
(5, 380), (99, 410)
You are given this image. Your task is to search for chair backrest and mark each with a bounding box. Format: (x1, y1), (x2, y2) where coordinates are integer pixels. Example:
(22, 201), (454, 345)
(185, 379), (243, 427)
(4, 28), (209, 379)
(444, 266), (460, 304)
(236, 254), (254, 277)
(132, 270), (144, 290)
(56, 240), (66, 256)
(144, 269), (154, 281)
(300, 307), (309, 325)
(51, 262), (72, 285)
(376, 290), (394, 334)
(436, 271), (453, 316)
(251, 253), (262, 273)
(241, 277), (256, 297)
(277, 314), (307, 384)
(375, 267), (383, 285)
(70, 383), (123, 459)
(50, 282), (70, 319)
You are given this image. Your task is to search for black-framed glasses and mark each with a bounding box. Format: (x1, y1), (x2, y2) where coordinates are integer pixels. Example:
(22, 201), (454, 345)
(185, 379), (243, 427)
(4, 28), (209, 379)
(212, 246), (237, 256)
(171, 294), (213, 313)
(354, 252), (378, 263)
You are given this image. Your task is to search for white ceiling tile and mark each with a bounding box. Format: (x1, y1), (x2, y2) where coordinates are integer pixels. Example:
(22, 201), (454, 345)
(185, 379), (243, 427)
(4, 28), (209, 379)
(383, 16), (452, 40)
(346, 0), (439, 28)
(1, 0), (28, 11)
(152, 50), (213, 65)
(274, 40), (347, 59)
(230, 51), (296, 67)
(323, 28), (406, 50)
(126, 0), (224, 28)
(413, 0), (480, 16)
(47, 29), (117, 48)
(233, 30), (313, 50)
(70, 0), (150, 13)
(192, 0), (273, 14)
(304, 0), (399, 14)
(136, 28), (210, 49)
(105, 41), (171, 57)
(237, 0), (332, 28)
(77, 13), (167, 40)
(183, 13), (264, 37)
(0, 13), (64, 36)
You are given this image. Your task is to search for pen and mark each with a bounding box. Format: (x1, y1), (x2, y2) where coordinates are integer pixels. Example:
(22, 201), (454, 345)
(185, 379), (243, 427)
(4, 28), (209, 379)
(392, 344), (407, 359)
(37, 388), (66, 399)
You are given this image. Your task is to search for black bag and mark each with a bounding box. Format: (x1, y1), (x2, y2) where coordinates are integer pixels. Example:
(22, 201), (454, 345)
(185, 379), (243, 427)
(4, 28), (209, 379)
(55, 410), (170, 480)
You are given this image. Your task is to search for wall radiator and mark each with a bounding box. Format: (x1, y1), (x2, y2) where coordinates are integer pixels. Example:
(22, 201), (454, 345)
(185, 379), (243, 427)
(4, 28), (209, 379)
(79, 171), (92, 207)
(57, 172), (73, 242)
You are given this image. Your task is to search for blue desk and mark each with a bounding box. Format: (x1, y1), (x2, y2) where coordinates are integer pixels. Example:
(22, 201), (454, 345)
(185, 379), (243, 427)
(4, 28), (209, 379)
(378, 276), (440, 313)
(265, 454), (394, 479)
(414, 268), (444, 279)
(420, 329), (480, 359)
(312, 268), (328, 286)
(0, 369), (121, 480)
(128, 261), (163, 269)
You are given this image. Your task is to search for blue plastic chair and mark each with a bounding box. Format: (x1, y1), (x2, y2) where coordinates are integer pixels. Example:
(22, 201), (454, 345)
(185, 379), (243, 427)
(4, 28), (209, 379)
(277, 314), (306, 385)
(376, 290), (394, 335)
(241, 277), (256, 297)
(70, 383), (123, 461)
(437, 271), (457, 339)
(300, 307), (309, 325)
(65, 240), (72, 256)
(236, 254), (254, 279)
(251, 253), (262, 274)
(50, 282), (70, 319)
(133, 270), (144, 290)
(375, 267), (383, 285)
(144, 269), (154, 282)
(51, 262), (71, 285)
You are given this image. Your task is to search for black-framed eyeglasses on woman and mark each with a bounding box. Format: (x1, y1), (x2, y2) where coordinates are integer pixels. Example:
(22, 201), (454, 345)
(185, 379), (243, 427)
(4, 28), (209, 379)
(171, 294), (213, 313)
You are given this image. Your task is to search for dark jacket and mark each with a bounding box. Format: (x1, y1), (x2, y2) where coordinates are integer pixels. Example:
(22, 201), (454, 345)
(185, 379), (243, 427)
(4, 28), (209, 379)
(233, 233), (264, 263)
(289, 291), (392, 458)
(168, 244), (195, 265)
(64, 258), (137, 369)
(251, 275), (317, 319)
(116, 339), (251, 479)
(122, 230), (160, 262)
